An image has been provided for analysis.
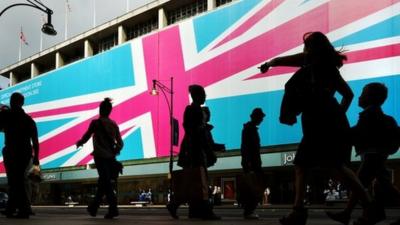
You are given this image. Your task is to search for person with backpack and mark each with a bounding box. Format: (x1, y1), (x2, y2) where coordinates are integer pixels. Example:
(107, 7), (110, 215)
(76, 98), (123, 219)
(260, 31), (378, 225)
(167, 85), (220, 220)
(326, 82), (400, 225)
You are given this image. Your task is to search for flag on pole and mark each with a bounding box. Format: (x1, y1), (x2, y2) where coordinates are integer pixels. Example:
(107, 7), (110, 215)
(66, 0), (72, 12)
(20, 27), (29, 46)
(65, 0), (72, 40)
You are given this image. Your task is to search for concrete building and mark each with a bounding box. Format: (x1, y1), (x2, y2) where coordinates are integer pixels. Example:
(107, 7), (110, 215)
(0, 0), (399, 205)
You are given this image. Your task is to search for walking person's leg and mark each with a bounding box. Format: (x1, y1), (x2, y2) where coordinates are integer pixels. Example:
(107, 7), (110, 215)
(335, 164), (384, 225)
(280, 165), (308, 225)
(103, 159), (118, 219)
(326, 158), (375, 225)
(374, 156), (400, 225)
(2, 155), (17, 217)
(87, 157), (106, 217)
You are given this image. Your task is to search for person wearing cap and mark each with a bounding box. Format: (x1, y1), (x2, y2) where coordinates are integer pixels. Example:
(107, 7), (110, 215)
(240, 107), (266, 220)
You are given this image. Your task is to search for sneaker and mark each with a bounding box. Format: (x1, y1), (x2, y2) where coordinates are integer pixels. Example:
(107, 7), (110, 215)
(244, 213), (259, 220)
(104, 210), (119, 219)
(87, 205), (97, 217)
(280, 208), (308, 225)
(166, 203), (179, 219)
(326, 210), (351, 225)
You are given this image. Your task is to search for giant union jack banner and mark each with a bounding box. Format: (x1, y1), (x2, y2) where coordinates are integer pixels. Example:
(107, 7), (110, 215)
(0, 0), (399, 173)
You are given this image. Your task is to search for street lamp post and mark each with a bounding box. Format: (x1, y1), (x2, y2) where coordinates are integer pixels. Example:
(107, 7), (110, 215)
(0, 0), (57, 35)
(150, 77), (177, 182)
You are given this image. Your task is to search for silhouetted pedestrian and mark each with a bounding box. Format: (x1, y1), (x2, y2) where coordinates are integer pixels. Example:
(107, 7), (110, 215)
(76, 98), (123, 219)
(326, 82), (400, 225)
(260, 31), (377, 225)
(240, 107), (265, 219)
(168, 85), (220, 220)
(0, 92), (39, 219)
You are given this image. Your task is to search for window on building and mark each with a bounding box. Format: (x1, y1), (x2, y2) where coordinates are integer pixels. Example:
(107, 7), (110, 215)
(126, 17), (158, 40)
(216, 0), (235, 7)
(167, 0), (207, 25)
(98, 33), (118, 53)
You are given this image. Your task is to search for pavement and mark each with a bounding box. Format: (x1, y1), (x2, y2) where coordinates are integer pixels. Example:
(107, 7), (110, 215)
(0, 205), (399, 225)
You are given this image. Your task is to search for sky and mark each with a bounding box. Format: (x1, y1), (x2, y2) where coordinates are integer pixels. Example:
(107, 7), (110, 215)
(0, 0), (154, 71)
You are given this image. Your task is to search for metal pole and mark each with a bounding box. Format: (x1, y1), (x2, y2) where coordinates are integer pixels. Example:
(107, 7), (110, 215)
(169, 77), (173, 180)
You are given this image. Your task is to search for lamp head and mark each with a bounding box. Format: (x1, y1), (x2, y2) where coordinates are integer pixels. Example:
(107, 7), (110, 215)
(42, 10), (57, 35)
(42, 23), (57, 35)
(150, 80), (159, 95)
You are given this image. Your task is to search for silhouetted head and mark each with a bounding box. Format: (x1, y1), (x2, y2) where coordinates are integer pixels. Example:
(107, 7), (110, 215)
(99, 98), (113, 117)
(189, 85), (206, 105)
(10, 92), (24, 109)
(250, 108), (265, 125)
(358, 82), (388, 109)
(202, 106), (210, 123)
(303, 31), (347, 67)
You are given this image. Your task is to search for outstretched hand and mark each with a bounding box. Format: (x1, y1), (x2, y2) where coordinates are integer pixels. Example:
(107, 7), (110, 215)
(259, 62), (270, 73)
(76, 140), (83, 148)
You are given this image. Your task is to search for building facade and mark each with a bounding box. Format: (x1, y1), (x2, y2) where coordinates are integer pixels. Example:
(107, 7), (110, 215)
(0, 0), (400, 205)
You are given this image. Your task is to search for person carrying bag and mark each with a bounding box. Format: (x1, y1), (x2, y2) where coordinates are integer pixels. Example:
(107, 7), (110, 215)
(168, 85), (220, 220)
(76, 98), (123, 219)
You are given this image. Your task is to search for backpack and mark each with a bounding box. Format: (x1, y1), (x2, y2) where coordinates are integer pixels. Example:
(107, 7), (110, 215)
(381, 116), (400, 155)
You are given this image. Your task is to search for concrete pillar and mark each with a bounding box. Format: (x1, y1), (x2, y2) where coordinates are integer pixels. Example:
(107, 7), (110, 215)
(84, 40), (94, 58)
(118, 25), (127, 44)
(55, 52), (65, 69)
(208, 0), (216, 11)
(158, 7), (168, 29)
(9, 72), (16, 86)
(31, 63), (39, 78)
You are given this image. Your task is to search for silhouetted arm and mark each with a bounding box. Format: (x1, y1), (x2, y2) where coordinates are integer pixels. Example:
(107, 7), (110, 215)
(76, 120), (95, 147)
(32, 121), (40, 165)
(260, 53), (305, 73)
(335, 72), (354, 112)
(115, 124), (124, 153)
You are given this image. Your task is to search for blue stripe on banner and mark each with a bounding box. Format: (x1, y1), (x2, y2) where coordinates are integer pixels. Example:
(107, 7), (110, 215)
(117, 128), (144, 161)
(333, 15), (400, 47)
(41, 149), (80, 169)
(207, 90), (303, 150)
(0, 43), (135, 106)
(193, 0), (261, 52)
(36, 117), (77, 137)
(207, 74), (400, 151)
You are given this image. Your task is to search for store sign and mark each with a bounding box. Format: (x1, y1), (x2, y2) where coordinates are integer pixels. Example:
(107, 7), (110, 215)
(282, 152), (296, 166)
(42, 173), (59, 181)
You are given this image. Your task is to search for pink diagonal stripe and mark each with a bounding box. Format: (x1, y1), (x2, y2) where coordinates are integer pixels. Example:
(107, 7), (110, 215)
(329, 0), (398, 31)
(213, 0), (285, 49)
(77, 154), (93, 166)
(346, 44), (400, 64)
